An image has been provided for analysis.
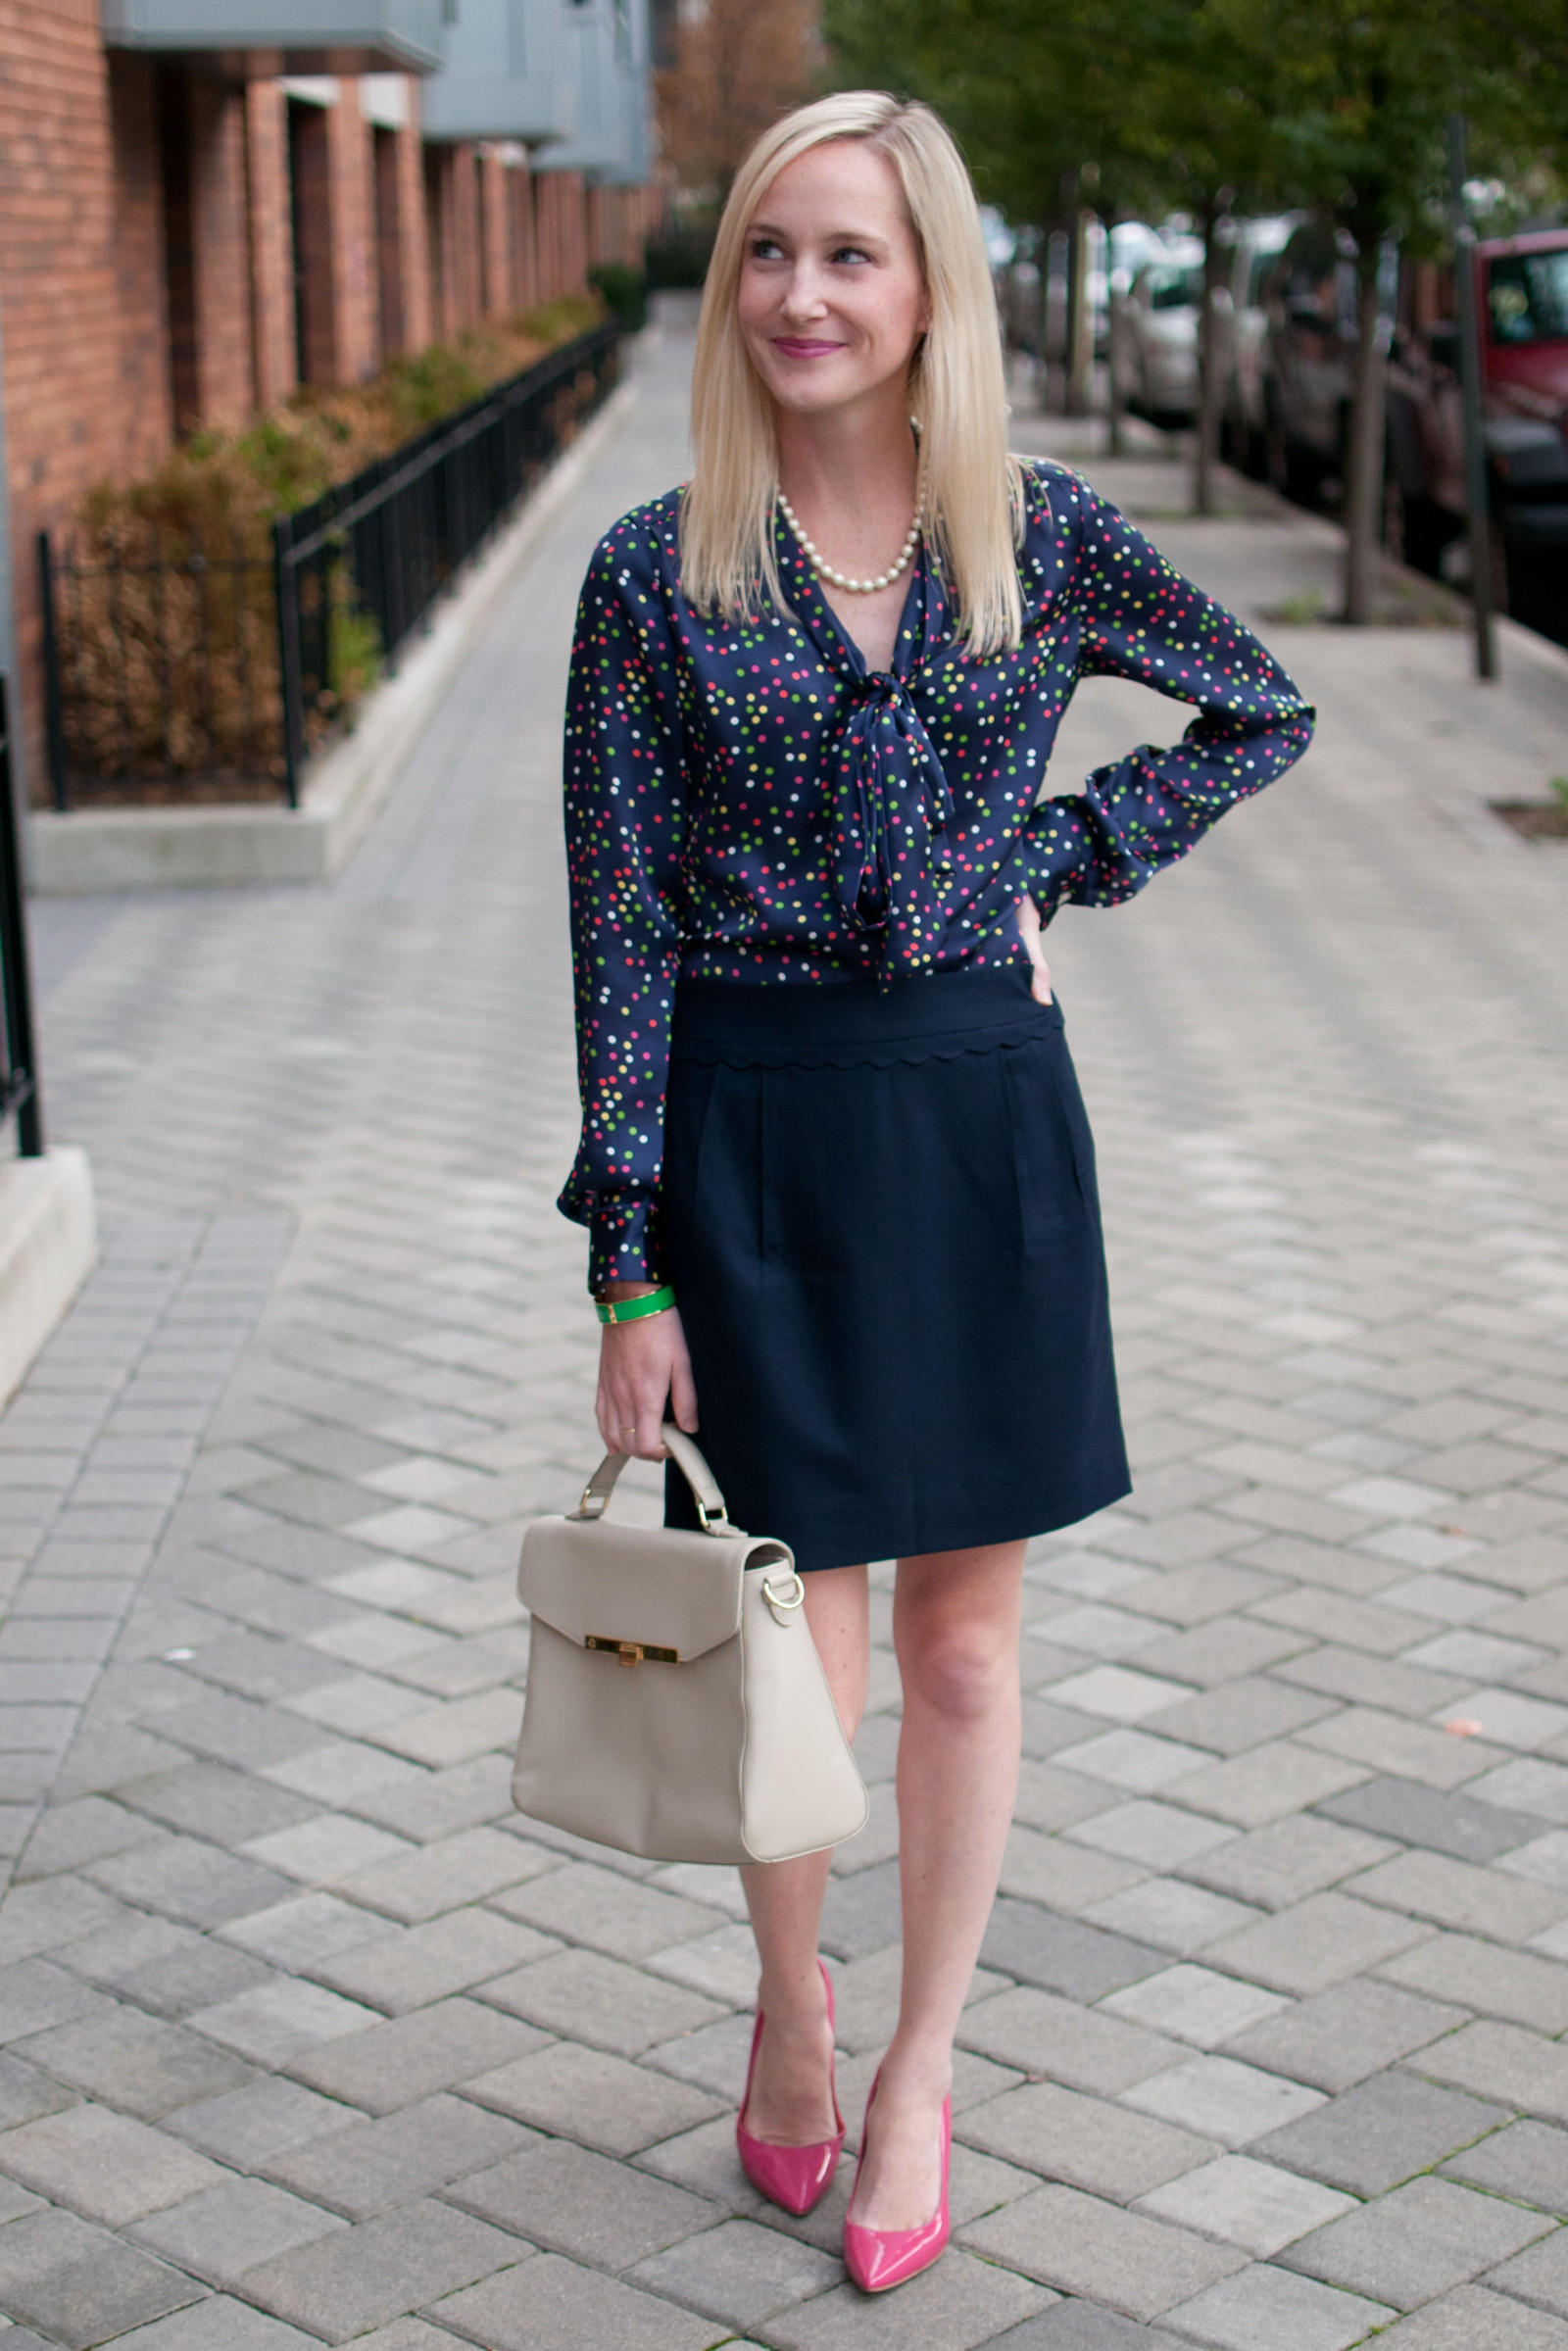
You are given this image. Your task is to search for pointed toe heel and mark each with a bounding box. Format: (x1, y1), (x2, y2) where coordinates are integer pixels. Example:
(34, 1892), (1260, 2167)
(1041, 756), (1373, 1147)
(735, 1959), (845, 2218)
(842, 2076), (952, 2294)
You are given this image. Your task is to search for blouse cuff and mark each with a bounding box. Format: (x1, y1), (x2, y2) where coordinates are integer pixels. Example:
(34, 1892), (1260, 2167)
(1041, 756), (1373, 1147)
(587, 1196), (661, 1295)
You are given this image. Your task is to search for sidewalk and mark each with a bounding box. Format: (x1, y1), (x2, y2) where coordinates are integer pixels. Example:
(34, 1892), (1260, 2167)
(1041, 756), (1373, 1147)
(0, 317), (1565, 2350)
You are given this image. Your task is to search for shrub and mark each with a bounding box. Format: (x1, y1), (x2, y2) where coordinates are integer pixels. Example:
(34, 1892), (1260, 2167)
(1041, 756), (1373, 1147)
(53, 296), (604, 794)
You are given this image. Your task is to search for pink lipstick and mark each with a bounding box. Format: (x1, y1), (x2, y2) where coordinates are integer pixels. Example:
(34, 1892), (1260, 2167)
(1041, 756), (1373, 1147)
(773, 338), (843, 359)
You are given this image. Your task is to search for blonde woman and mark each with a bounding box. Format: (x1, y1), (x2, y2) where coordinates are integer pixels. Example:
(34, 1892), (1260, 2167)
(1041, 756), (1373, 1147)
(560, 93), (1312, 2289)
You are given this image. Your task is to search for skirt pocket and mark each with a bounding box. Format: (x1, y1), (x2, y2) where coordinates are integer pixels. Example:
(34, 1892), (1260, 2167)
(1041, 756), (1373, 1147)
(1003, 1034), (1093, 1253)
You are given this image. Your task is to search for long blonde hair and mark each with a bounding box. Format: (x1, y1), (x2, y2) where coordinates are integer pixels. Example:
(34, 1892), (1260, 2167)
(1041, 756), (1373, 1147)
(681, 92), (1025, 659)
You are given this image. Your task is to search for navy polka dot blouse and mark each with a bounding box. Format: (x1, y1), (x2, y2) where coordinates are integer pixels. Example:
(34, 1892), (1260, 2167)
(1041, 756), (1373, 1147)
(560, 460), (1314, 1290)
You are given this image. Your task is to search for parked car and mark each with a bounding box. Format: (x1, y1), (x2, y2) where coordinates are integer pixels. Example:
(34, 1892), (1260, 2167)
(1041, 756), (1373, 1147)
(1107, 238), (1205, 422)
(1216, 217), (1298, 474)
(1254, 217), (1568, 635)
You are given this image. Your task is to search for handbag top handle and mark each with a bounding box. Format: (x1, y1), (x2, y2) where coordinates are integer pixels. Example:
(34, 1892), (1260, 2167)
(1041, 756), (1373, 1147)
(571, 1423), (734, 1535)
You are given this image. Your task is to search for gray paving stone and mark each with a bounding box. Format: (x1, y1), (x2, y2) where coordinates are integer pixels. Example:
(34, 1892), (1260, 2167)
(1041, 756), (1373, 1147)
(1199, 1891), (1432, 1996)
(1100, 1965), (1291, 2049)
(1143, 1681), (1337, 1758)
(1441, 2116), (1568, 2214)
(1349, 1848), (1568, 1941)
(430, 2248), (726, 2350)
(1181, 1818), (1396, 1911)
(329, 1825), (546, 1923)
(478, 1945), (727, 2056)
(0, 1957), (117, 2044)
(1250, 2072), (1507, 2195)
(956, 1985), (1185, 2096)
(962, 2182), (1248, 2321)
(450, 2136), (718, 2267)
(1067, 1802), (1238, 1869)
(308, 1908), (555, 2014)
(627, 2216), (842, 2327)
(109, 2301), (322, 2350)
(764, 2245), (1051, 2348)
(1082, 1879), (1259, 1956)
(1378, 1931), (1568, 2032)
(1134, 2155), (1353, 2258)
(1159, 2261), (1394, 2350)
(980, 1900), (1168, 1999)
(1487, 2231), (1568, 2321)
(642, 2011), (756, 2101)
(0, 2206), (205, 2348)
(54, 1915), (275, 2022)
(1368, 2284), (1568, 2349)
(960, 2081), (1216, 2200)
(1120, 2055), (1324, 2148)
(494, 1861), (724, 1962)
(129, 2176), (346, 2285)
(110, 2299), (322, 2349)
(264, 2090), (531, 2219)
(1221, 1977), (1466, 2091)
(1317, 1778), (1542, 1860)
(188, 1978), (382, 2065)
(1281, 2173), (1552, 2309)
(1165, 1748), (1372, 1834)
(164, 2076), (356, 2167)
(241, 2197), (524, 2342)
(0, 2101), (229, 2225)
(283, 1996), (546, 2113)
(218, 1891), (393, 1972)
(1417, 2019), (1568, 2123)
(988, 2307), (1187, 2348)
(15, 2008), (255, 2119)
(465, 2038), (727, 2155)
(83, 1836), (295, 1930)
(815, 1858), (904, 1959)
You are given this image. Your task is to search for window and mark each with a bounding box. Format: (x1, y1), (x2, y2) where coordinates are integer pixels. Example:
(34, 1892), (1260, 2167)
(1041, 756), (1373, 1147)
(1488, 251), (1568, 347)
(1145, 266), (1202, 312)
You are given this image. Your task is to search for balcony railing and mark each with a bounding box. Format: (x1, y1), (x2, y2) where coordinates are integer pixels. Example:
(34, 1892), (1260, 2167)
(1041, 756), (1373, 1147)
(39, 322), (620, 810)
(0, 679), (43, 1158)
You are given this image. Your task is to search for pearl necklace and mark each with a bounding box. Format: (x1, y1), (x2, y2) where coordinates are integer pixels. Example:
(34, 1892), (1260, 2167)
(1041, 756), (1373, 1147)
(777, 489), (921, 595)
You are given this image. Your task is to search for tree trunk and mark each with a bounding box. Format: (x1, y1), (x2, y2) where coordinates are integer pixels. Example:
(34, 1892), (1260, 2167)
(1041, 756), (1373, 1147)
(1066, 208), (1094, 416)
(1192, 201), (1226, 517)
(1342, 259), (1388, 624)
(1106, 269), (1124, 458)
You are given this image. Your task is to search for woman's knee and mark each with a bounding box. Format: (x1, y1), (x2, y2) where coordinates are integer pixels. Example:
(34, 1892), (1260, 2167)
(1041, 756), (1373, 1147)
(896, 1613), (1015, 1722)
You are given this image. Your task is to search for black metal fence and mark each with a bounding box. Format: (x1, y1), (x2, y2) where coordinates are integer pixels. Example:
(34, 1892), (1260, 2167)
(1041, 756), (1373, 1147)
(38, 321), (621, 809)
(0, 677), (43, 1156)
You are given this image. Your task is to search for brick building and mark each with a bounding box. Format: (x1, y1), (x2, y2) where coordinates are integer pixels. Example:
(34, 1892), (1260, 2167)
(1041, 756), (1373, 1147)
(0, 0), (658, 799)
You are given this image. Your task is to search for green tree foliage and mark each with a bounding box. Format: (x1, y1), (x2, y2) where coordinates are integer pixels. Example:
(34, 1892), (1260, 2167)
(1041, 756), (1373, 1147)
(823, 0), (1552, 618)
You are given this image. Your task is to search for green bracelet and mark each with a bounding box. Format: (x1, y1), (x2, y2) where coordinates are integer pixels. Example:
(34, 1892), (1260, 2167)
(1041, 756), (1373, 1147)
(596, 1283), (675, 1326)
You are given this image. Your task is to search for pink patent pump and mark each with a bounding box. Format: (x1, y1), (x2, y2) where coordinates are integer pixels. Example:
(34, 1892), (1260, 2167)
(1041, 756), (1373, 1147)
(843, 2070), (952, 2294)
(735, 1958), (845, 2216)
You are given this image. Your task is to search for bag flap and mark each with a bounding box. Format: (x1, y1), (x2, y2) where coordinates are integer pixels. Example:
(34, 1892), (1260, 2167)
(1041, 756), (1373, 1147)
(518, 1516), (749, 1661)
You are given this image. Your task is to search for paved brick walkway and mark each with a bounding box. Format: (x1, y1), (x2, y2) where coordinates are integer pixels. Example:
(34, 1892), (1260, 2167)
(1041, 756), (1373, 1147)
(1, 319), (1567, 2350)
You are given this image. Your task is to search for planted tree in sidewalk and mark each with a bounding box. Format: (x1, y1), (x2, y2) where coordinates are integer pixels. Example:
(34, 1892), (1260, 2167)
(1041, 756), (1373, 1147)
(826, 0), (1284, 514)
(1262, 0), (1479, 622)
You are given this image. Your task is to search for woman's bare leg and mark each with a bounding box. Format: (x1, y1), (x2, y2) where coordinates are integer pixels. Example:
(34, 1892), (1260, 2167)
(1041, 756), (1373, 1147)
(740, 1562), (870, 2143)
(847, 1539), (1024, 2229)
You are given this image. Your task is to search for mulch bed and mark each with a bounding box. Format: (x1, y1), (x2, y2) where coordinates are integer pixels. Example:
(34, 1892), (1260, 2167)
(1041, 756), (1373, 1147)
(1493, 801), (1568, 841)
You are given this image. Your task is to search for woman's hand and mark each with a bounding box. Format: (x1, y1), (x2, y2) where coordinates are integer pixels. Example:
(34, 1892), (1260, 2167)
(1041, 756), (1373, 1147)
(596, 1291), (699, 1460)
(1017, 893), (1054, 1004)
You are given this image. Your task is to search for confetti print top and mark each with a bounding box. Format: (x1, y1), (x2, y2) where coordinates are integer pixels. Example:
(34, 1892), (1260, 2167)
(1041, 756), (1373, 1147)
(561, 460), (1314, 1288)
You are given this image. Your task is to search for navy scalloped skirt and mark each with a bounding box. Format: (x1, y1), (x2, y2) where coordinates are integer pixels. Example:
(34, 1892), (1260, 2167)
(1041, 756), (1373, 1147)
(661, 964), (1129, 1571)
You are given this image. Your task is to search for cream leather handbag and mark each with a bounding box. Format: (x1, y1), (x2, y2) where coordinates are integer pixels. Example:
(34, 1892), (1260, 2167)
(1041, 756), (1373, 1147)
(512, 1426), (868, 1865)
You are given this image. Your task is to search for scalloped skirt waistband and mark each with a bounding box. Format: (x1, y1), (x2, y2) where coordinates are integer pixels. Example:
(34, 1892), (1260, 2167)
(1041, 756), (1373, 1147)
(670, 962), (1060, 1068)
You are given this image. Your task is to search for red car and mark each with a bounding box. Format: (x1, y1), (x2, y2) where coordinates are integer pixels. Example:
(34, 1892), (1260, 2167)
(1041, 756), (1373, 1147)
(1257, 221), (1568, 638)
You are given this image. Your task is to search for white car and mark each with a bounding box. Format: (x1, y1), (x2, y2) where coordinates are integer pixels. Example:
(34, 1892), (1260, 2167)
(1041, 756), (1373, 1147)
(1109, 238), (1205, 421)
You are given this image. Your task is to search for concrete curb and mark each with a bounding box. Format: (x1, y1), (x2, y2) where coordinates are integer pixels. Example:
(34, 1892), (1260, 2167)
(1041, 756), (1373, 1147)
(26, 374), (640, 895)
(0, 1147), (96, 1408)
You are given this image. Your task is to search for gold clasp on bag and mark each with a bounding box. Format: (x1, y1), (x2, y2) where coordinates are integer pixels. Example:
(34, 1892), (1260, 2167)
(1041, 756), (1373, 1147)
(585, 1636), (679, 1668)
